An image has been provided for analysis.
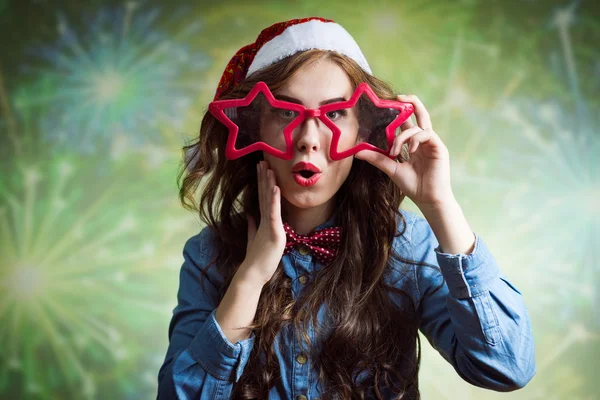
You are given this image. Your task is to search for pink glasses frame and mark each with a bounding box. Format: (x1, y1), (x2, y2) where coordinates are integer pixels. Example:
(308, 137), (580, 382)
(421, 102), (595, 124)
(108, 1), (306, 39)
(208, 81), (415, 161)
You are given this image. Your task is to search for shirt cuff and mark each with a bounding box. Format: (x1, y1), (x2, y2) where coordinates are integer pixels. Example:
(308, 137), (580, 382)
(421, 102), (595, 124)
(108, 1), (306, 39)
(188, 309), (255, 382)
(434, 233), (500, 299)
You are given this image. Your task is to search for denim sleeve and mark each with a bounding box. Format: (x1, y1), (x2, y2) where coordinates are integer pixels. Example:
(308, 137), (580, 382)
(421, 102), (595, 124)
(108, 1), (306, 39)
(157, 229), (255, 399)
(409, 215), (536, 391)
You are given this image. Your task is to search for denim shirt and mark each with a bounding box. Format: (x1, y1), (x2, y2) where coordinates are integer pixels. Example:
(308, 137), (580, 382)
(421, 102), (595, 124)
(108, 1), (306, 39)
(157, 209), (536, 399)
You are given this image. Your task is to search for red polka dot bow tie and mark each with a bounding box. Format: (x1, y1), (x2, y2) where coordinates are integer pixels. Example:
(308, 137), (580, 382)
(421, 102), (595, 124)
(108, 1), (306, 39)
(282, 222), (342, 265)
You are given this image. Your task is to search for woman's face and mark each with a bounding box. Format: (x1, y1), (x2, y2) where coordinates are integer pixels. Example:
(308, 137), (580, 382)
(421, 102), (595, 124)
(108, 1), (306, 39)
(261, 58), (357, 216)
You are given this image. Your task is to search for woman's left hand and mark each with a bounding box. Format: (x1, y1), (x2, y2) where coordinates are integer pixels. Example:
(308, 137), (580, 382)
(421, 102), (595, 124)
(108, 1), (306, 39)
(354, 94), (454, 208)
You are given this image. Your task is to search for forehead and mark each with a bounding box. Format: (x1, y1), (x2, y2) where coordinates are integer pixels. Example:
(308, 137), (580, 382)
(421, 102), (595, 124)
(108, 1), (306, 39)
(276, 59), (353, 107)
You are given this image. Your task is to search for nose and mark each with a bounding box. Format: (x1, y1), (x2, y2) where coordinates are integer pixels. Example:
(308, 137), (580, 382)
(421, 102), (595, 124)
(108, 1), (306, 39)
(295, 117), (324, 154)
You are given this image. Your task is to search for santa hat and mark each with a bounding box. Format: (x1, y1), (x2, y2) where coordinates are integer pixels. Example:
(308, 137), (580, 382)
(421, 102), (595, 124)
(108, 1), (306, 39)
(214, 17), (372, 100)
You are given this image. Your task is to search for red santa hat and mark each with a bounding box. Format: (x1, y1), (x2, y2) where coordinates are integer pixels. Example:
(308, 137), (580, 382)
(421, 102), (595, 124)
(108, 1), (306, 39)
(214, 17), (372, 100)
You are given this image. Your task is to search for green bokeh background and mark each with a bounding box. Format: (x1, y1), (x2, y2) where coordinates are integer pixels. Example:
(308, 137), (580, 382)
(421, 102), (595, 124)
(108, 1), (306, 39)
(0, 0), (598, 398)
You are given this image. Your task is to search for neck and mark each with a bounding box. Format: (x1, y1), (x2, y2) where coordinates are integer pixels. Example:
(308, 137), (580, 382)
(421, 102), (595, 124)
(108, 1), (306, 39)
(282, 198), (336, 235)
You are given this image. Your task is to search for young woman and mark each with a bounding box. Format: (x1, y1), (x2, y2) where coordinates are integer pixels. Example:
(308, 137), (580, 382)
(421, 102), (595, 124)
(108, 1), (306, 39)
(157, 17), (535, 400)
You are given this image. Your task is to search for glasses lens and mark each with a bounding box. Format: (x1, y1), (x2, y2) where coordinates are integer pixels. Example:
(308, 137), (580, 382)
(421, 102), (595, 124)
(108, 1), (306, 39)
(327, 94), (401, 154)
(223, 93), (299, 153)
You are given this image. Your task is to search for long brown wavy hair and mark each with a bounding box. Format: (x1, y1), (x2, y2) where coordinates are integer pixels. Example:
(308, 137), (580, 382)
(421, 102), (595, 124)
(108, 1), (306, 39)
(178, 49), (436, 399)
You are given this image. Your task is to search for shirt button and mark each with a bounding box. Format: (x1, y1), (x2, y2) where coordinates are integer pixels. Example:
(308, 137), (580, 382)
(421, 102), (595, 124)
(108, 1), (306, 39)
(298, 245), (310, 256)
(298, 275), (309, 285)
(296, 353), (308, 364)
(296, 395), (307, 400)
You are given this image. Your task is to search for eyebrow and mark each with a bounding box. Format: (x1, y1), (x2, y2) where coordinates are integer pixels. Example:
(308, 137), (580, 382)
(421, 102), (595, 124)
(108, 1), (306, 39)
(274, 94), (347, 106)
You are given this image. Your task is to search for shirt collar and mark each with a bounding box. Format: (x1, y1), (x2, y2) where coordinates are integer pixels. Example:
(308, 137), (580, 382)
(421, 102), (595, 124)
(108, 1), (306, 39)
(283, 209), (340, 234)
(314, 209), (340, 231)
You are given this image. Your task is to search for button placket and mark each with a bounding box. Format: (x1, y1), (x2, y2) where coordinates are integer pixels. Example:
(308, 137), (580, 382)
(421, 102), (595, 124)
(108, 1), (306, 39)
(298, 245), (310, 256)
(296, 353), (308, 364)
(292, 331), (310, 398)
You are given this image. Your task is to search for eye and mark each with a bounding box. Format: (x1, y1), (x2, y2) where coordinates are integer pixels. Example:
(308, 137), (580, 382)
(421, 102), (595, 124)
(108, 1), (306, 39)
(326, 109), (347, 121)
(276, 109), (298, 119)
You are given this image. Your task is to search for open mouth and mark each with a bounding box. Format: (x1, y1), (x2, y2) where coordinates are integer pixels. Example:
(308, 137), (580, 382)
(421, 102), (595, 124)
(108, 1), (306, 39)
(291, 161), (322, 186)
(292, 170), (322, 186)
(298, 170), (316, 178)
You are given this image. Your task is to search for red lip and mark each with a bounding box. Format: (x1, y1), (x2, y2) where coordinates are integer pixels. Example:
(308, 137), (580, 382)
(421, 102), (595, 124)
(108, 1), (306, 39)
(291, 162), (321, 173)
(293, 172), (322, 187)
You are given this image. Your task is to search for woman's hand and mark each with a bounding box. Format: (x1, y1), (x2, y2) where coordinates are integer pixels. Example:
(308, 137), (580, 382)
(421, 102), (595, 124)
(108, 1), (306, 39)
(355, 94), (454, 209)
(240, 160), (287, 285)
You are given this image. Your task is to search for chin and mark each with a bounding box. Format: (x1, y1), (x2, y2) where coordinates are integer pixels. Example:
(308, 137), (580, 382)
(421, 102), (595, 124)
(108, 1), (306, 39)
(282, 189), (331, 210)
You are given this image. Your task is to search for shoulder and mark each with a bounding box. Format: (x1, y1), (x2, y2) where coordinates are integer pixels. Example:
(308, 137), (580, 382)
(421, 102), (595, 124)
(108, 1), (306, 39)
(389, 209), (443, 303)
(386, 209), (422, 292)
(392, 208), (438, 255)
(180, 224), (226, 287)
(182, 214), (248, 286)
(183, 224), (219, 259)
(184, 212), (246, 256)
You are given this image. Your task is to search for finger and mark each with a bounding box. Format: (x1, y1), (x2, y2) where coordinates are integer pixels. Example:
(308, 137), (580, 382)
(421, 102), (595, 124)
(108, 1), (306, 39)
(257, 162), (263, 216)
(269, 170), (281, 222)
(265, 166), (283, 235)
(407, 129), (434, 153)
(390, 126), (424, 157)
(399, 117), (414, 131)
(267, 166), (276, 191)
(397, 94), (432, 130)
(266, 169), (275, 219)
(258, 161), (267, 221)
(246, 214), (257, 250)
(270, 185), (282, 229)
(391, 126), (423, 156)
(355, 149), (399, 178)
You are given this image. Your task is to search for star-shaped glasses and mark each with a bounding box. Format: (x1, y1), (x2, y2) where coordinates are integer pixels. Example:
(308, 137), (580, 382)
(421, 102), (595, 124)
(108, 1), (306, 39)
(208, 81), (414, 160)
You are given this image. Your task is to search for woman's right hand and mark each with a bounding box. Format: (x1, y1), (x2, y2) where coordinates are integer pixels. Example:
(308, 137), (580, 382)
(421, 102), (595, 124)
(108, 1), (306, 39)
(240, 160), (287, 285)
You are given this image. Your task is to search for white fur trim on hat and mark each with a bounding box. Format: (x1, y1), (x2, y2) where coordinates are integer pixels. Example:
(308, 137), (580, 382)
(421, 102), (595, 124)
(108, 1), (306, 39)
(247, 19), (372, 76)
